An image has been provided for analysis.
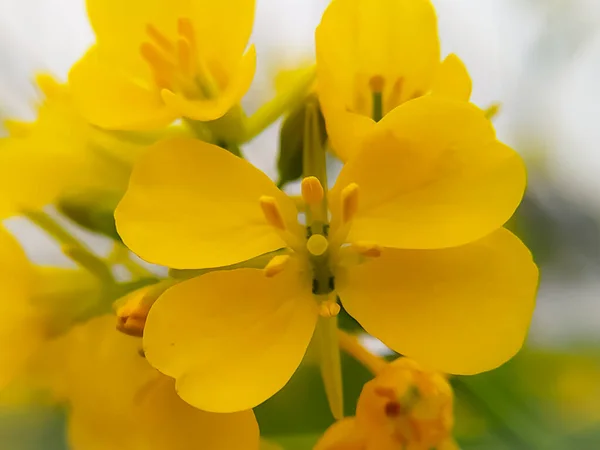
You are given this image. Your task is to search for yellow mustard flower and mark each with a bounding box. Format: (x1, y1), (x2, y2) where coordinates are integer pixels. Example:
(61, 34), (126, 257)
(314, 358), (457, 450)
(316, 0), (472, 161)
(37, 315), (259, 450)
(0, 226), (100, 390)
(115, 96), (538, 413)
(69, 0), (256, 131)
(0, 75), (140, 218)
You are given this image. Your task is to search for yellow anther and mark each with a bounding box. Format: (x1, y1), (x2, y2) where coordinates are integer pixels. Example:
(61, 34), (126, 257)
(354, 241), (382, 258)
(341, 183), (360, 223)
(301, 176), (324, 205)
(177, 18), (195, 45)
(319, 301), (341, 318)
(260, 196), (286, 230)
(307, 234), (329, 256)
(177, 37), (193, 76)
(35, 74), (61, 99)
(369, 75), (385, 93)
(146, 24), (174, 53)
(263, 254), (291, 278)
(140, 42), (175, 89)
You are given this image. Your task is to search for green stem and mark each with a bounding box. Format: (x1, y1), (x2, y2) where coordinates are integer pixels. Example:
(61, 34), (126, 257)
(23, 210), (114, 282)
(244, 65), (316, 143)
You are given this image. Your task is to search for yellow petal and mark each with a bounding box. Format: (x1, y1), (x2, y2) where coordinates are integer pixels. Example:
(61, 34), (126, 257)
(316, 0), (439, 118)
(318, 97), (375, 162)
(116, 138), (300, 269)
(330, 96), (526, 249)
(138, 376), (259, 450)
(189, 0), (256, 79)
(314, 418), (365, 450)
(143, 264), (318, 412)
(431, 53), (472, 101)
(0, 227), (40, 389)
(335, 228), (539, 375)
(69, 47), (176, 130)
(162, 46), (256, 121)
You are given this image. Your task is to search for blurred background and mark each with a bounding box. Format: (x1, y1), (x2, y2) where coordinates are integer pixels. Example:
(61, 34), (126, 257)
(0, 0), (599, 448)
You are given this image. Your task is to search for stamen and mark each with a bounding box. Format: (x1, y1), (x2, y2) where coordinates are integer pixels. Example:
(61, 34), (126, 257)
(387, 77), (404, 113)
(369, 75), (385, 122)
(177, 37), (194, 76)
(177, 18), (196, 46)
(146, 24), (175, 53)
(353, 241), (382, 258)
(263, 254), (291, 278)
(319, 300), (341, 318)
(307, 234), (329, 256)
(341, 183), (360, 224)
(140, 43), (175, 89)
(259, 196), (286, 230)
(385, 400), (402, 418)
(301, 176), (324, 205)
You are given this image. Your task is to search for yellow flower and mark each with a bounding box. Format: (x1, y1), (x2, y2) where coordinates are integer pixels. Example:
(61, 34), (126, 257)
(0, 226), (100, 390)
(40, 315), (259, 450)
(115, 96), (538, 413)
(0, 75), (140, 218)
(69, 0), (256, 131)
(316, 0), (472, 161)
(314, 358), (458, 450)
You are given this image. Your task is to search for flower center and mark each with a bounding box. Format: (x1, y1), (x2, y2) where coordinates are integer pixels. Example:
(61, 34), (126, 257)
(353, 75), (423, 120)
(140, 18), (218, 99)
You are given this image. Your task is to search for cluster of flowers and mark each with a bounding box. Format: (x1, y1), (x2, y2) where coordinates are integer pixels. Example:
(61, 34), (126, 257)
(0, 0), (539, 449)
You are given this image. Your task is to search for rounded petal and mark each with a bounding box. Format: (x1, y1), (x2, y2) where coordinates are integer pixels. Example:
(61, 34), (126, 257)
(116, 138), (299, 269)
(69, 48), (177, 130)
(143, 264), (318, 412)
(189, 0), (255, 79)
(319, 98), (376, 162)
(316, 0), (439, 117)
(330, 97), (526, 249)
(431, 54), (472, 101)
(138, 377), (259, 450)
(162, 46), (256, 121)
(335, 228), (539, 375)
(0, 228), (39, 388)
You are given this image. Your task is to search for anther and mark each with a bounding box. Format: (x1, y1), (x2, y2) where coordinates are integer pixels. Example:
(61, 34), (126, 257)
(146, 24), (174, 53)
(341, 183), (360, 224)
(301, 176), (324, 205)
(307, 234), (329, 256)
(369, 75), (385, 94)
(177, 18), (195, 45)
(384, 401), (402, 418)
(263, 254), (291, 278)
(259, 196), (286, 230)
(387, 77), (405, 112)
(354, 241), (382, 258)
(319, 301), (341, 318)
(116, 303), (150, 337)
(177, 37), (193, 75)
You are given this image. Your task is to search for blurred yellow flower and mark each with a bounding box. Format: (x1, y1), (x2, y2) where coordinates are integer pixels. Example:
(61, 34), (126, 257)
(0, 75), (140, 218)
(316, 0), (472, 161)
(314, 358), (458, 450)
(116, 96), (537, 414)
(0, 226), (100, 390)
(40, 315), (259, 450)
(69, 0), (256, 130)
